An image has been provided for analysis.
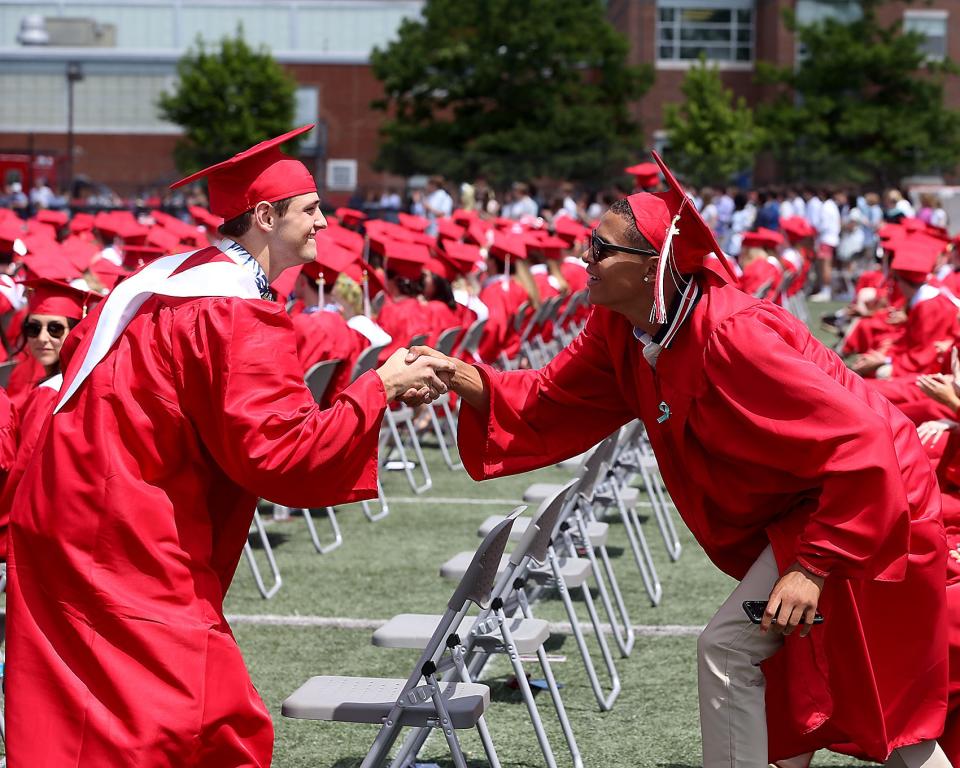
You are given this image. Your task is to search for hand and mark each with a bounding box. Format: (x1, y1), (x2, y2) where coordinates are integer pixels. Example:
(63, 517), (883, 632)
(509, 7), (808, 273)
(886, 309), (907, 325)
(916, 418), (958, 447)
(761, 562), (824, 638)
(375, 347), (456, 402)
(916, 374), (960, 410)
(406, 345), (488, 411)
(851, 350), (886, 375)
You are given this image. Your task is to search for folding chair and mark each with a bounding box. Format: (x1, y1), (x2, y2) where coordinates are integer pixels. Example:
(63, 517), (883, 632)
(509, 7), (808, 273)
(350, 344), (392, 520)
(377, 489), (584, 768)
(465, 482), (623, 711)
(554, 290), (587, 347)
(453, 317), (487, 363)
(498, 301), (530, 371)
(282, 509), (524, 768)
(425, 326), (463, 470)
(532, 295), (565, 366)
(244, 507), (282, 599)
(371, 291), (386, 315)
(381, 334), (433, 494)
(0, 361), (16, 390)
(304, 358), (342, 406)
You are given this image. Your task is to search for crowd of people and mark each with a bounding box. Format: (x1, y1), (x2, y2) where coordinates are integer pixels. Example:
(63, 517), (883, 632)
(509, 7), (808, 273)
(4, 129), (960, 767)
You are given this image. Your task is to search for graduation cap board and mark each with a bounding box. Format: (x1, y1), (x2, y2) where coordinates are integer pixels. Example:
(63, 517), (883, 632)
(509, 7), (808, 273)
(24, 278), (96, 320)
(171, 124), (317, 221)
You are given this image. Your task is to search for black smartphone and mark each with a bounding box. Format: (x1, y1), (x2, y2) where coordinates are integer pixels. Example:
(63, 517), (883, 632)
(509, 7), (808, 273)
(742, 600), (824, 625)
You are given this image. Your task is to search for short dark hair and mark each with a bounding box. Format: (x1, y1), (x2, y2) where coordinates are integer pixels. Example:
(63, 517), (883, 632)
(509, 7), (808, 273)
(608, 198), (655, 251)
(218, 196), (295, 238)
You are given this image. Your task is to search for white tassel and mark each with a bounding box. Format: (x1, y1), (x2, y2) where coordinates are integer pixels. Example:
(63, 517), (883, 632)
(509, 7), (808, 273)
(502, 254), (510, 292)
(319, 274), (325, 308)
(362, 269), (371, 317)
(650, 215), (681, 325)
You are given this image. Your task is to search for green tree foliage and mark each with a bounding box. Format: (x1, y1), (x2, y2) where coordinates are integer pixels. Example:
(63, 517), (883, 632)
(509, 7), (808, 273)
(755, 1), (960, 186)
(370, 0), (653, 186)
(159, 32), (298, 175)
(663, 57), (760, 187)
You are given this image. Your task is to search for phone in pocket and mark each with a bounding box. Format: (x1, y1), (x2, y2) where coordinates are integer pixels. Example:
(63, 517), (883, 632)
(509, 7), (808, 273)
(742, 600), (824, 625)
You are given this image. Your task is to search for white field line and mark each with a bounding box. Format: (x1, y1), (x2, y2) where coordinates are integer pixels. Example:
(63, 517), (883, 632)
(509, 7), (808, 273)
(353, 496), (652, 508)
(226, 613), (701, 637)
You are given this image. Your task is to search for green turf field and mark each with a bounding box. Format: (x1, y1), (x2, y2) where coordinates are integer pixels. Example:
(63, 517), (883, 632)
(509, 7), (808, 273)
(224, 300), (879, 767)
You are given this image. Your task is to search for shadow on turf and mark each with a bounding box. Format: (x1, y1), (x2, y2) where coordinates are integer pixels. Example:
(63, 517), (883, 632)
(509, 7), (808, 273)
(330, 758), (532, 768)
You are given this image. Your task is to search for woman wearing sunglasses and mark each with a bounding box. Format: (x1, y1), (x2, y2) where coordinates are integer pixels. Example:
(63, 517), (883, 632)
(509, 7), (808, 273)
(0, 279), (95, 560)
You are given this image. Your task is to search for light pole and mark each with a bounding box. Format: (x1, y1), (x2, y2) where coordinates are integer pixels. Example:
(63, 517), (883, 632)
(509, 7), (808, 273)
(66, 61), (84, 198)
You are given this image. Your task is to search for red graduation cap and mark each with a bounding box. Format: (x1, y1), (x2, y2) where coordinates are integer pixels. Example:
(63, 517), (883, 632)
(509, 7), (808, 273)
(625, 162), (661, 189)
(780, 217), (816, 241)
(170, 125), (317, 221)
(25, 219), (57, 241)
(425, 256), (457, 282)
(68, 212), (95, 234)
(385, 241), (430, 280)
(335, 207), (367, 227)
(146, 226), (181, 254)
(465, 219), (492, 247)
(35, 209), (69, 229)
(628, 152), (734, 324)
(24, 278), (96, 320)
(553, 216), (590, 245)
(440, 240), (482, 275)
(60, 237), (99, 272)
(270, 265), (300, 303)
(741, 228), (784, 250)
(324, 223), (365, 255)
(21, 244), (81, 281)
(489, 232), (528, 262)
(890, 237), (942, 281)
(88, 257), (128, 291)
(436, 218), (465, 242)
(523, 230), (568, 260)
(123, 245), (166, 269)
(305, 237), (358, 285)
(398, 212), (430, 233)
(0, 219), (26, 255)
(452, 209), (478, 226)
(187, 205), (224, 231)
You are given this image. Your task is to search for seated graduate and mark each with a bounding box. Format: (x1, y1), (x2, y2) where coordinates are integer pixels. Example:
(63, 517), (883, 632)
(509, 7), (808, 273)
(407, 154), (953, 768)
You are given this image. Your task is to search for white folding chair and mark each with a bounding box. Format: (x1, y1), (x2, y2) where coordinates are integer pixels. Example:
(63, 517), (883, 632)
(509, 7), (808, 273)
(381, 334), (433, 494)
(425, 326), (463, 470)
(244, 507), (282, 599)
(349, 344), (392, 520)
(453, 317), (487, 363)
(282, 510), (523, 768)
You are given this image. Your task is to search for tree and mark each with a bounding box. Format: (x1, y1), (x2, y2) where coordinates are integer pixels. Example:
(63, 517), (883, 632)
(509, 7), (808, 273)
(663, 57), (760, 187)
(754, 1), (960, 186)
(159, 32), (298, 175)
(369, 0), (653, 187)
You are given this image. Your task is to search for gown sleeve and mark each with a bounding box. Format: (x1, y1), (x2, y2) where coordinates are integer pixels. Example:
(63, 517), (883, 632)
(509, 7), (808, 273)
(702, 308), (914, 579)
(458, 310), (635, 480)
(889, 298), (953, 376)
(173, 297), (387, 508)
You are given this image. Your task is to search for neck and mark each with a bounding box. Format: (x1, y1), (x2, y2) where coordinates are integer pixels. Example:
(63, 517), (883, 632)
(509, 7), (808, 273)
(232, 235), (277, 281)
(618, 281), (680, 336)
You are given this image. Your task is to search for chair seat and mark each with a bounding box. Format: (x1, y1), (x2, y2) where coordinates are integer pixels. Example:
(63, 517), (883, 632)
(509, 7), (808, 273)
(477, 515), (609, 548)
(594, 486), (640, 506)
(372, 614), (550, 655)
(282, 675), (489, 728)
(440, 551), (592, 589)
(524, 483), (639, 507)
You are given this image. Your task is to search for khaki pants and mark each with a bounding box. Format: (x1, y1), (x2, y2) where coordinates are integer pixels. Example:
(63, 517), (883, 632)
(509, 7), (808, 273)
(697, 546), (951, 768)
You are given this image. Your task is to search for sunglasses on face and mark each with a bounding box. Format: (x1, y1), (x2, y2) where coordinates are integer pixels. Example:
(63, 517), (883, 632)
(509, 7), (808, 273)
(590, 229), (658, 263)
(24, 319), (68, 339)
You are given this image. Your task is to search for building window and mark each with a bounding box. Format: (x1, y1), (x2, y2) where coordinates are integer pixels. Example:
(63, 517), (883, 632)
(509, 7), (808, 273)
(656, 1), (755, 65)
(904, 10), (948, 62)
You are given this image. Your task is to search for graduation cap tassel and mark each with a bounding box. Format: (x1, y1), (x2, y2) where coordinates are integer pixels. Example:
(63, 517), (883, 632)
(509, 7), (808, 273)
(650, 215), (681, 326)
(503, 254), (510, 292)
(362, 269), (371, 318)
(319, 274), (325, 308)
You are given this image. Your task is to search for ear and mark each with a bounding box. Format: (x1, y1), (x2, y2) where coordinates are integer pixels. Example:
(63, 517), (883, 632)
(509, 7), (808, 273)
(252, 200), (275, 232)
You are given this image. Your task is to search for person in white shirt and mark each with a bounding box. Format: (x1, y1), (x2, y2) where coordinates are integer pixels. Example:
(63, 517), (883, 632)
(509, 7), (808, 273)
(508, 182), (538, 220)
(29, 178), (54, 210)
(423, 176), (453, 232)
(811, 190), (842, 302)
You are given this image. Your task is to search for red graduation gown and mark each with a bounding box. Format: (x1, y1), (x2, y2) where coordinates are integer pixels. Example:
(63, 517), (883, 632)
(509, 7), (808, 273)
(290, 309), (368, 407)
(376, 295), (430, 363)
(6, 259), (388, 766)
(0, 377), (55, 560)
(477, 277), (529, 362)
(886, 291), (960, 377)
(458, 273), (947, 762)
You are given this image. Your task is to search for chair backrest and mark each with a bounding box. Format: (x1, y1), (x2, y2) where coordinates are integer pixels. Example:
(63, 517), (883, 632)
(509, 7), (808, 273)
(371, 291), (386, 315)
(540, 295), (564, 325)
(455, 318), (487, 357)
(448, 506), (524, 610)
(513, 301), (530, 333)
(434, 326), (462, 356)
(526, 479), (578, 564)
(408, 333), (428, 348)
(575, 429), (621, 502)
(556, 290), (585, 326)
(350, 344), (386, 382)
(0, 360), (17, 389)
(304, 359), (342, 405)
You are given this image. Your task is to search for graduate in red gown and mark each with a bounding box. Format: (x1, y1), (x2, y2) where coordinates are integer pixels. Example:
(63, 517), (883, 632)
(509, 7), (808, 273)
(375, 243), (435, 363)
(477, 232), (538, 363)
(4, 125), (454, 768)
(738, 229), (784, 300)
(0, 279), (96, 560)
(408, 154), (952, 767)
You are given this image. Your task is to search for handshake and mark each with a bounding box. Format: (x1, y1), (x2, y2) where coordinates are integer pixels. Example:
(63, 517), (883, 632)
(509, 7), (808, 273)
(376, 346), (462, 407)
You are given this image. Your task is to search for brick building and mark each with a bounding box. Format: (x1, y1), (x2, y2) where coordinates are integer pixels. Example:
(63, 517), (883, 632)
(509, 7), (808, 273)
(1, 0), (957, 198)
(607, 0), (960, 155)
(0, 0), (421, 202)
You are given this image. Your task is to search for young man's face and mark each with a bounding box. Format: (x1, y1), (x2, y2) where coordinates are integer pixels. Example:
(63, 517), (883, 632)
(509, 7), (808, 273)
(584, 211), (656, 315)
(274, 193), (326, 267)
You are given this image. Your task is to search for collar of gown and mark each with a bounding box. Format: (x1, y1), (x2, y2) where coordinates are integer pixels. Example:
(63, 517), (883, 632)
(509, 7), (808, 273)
(218, 238), (273, 300)
(633, 276), (701, 369)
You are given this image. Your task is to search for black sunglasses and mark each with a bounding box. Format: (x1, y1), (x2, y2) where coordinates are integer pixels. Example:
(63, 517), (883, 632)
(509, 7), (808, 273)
(24, 319), (68, 339)
(590, 229), (658, 263)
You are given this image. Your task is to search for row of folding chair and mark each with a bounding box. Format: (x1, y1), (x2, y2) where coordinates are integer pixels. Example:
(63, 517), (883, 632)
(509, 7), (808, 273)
(280, 425), (682, 766)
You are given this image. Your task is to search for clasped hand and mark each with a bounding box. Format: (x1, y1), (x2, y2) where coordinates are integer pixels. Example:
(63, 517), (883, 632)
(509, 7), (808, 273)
(375, 347), (456, 403)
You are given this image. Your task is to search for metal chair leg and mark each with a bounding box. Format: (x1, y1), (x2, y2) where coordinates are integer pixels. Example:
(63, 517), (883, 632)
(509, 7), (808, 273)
(303, 506), (343, 554)
(361, 478), (390, 522)
(244, 508), (282, 599)
(609, 483), (663, 606)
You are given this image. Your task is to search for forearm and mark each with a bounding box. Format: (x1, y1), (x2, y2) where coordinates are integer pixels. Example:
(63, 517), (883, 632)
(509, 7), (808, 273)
(451, 358), (489, 411)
